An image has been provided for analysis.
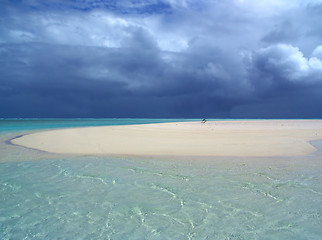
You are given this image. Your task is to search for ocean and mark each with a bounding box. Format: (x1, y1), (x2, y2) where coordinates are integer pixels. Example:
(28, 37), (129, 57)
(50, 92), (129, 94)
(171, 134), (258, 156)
(0, 119), (321, 239)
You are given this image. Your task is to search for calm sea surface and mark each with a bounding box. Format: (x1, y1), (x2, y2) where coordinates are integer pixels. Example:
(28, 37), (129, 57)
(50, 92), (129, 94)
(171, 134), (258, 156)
(0, 119), (321, 239)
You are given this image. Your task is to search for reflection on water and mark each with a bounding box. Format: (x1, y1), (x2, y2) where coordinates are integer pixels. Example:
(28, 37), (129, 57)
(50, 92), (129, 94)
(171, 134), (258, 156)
(1, 152), (321, 239)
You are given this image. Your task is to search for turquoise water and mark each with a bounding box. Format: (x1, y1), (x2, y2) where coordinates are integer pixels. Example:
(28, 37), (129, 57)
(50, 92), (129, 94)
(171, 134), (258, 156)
(0, 119), (322, 239)
(0, 118), (197, 133)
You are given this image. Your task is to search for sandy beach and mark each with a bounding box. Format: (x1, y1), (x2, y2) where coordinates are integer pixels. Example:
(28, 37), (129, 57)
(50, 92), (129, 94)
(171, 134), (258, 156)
(11, 120), (322, 157)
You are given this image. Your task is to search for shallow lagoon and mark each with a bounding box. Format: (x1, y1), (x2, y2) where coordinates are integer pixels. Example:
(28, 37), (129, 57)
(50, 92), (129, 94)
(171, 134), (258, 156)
(0, 120), (321, 239)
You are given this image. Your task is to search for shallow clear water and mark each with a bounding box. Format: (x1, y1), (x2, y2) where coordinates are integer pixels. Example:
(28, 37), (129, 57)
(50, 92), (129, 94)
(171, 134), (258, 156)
(0, 119), (321, 239)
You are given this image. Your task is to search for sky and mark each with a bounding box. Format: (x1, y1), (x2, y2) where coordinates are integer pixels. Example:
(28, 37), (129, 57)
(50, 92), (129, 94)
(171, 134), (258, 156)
(0, 0), (322, 118)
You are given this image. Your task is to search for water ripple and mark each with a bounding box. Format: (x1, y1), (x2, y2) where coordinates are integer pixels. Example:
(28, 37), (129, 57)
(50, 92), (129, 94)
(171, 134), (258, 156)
(1, 157), (321, 239)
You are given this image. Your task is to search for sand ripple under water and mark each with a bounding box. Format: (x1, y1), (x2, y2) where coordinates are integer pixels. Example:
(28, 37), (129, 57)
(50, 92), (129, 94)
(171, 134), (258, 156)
(1, 155), (321, 240)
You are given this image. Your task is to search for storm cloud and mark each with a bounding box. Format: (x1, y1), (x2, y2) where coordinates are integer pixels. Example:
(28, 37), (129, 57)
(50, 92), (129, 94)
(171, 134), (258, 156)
(1, 0), (322, 118)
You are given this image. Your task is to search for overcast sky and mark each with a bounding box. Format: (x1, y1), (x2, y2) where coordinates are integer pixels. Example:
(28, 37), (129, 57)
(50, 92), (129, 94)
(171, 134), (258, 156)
(1, 0), (322, 118)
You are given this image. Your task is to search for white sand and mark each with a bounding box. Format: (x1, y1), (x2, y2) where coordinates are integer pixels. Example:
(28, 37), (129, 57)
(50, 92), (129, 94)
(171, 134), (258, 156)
(11, 120), (322, 157)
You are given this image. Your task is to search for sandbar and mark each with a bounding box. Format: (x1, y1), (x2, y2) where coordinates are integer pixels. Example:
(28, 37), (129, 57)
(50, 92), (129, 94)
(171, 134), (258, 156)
(11, 120), (322, 157)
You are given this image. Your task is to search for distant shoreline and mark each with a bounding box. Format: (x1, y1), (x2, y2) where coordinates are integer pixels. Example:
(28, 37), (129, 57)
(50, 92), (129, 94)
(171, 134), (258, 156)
(11, 120), (322, 158)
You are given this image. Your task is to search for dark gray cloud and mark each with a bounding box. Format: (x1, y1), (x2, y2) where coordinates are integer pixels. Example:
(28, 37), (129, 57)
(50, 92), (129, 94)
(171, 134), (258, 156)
(0, 0), (322, 118)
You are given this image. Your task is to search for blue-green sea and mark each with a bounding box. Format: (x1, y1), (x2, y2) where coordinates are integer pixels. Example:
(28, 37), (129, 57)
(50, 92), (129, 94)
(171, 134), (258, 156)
(0, 119), (321, 239)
